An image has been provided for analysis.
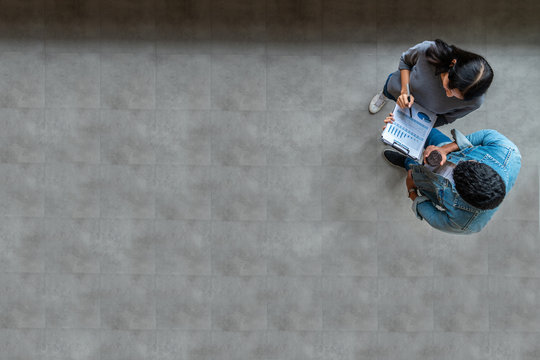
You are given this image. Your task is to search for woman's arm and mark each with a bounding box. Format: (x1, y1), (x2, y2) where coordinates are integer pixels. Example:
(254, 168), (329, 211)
(400, 69), (411, 95)
(396, 42), (433, 109)
(398, 41), (432, 70)
(396, 69), (414, 109)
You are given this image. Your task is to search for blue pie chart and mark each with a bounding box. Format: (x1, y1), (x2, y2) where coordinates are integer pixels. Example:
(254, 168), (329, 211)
(417, 112), (430, 123)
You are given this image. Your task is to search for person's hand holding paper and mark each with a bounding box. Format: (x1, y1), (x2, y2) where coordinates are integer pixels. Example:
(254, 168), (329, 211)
(382, 113), (394, 131)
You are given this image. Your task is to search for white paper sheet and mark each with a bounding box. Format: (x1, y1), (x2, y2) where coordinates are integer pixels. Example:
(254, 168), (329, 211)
(381, 103), (437, 161)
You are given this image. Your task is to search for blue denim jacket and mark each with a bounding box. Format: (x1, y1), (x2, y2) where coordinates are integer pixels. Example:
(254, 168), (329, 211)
(410, 129), (521, 234)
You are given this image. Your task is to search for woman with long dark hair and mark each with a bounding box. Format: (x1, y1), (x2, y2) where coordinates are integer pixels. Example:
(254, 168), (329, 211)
(369, 39), (493, 127)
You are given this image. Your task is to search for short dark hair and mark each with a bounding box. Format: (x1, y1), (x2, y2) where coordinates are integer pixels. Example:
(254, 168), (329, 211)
(426, 39), (494, 100)
(453, 161), (506, 210)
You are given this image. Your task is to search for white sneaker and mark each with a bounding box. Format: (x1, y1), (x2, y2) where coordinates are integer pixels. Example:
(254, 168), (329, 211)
(369, 91), (387, 114)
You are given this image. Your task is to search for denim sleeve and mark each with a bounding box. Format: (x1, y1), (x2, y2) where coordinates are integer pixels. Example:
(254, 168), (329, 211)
(398, 41), (433, 70)
(412, 196), (463, 233)
(450, 129), (473, 150)
(463, 129), (517, 149)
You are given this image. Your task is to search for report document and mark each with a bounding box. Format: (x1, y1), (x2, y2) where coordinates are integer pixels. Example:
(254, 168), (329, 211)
(381, 103), (437, 161)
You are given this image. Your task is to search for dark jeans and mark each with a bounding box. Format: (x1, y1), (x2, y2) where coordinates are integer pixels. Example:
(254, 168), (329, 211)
(383, 73), (397, 101)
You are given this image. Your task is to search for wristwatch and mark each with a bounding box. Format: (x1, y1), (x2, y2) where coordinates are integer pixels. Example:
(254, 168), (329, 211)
(408, 188), (418, 195)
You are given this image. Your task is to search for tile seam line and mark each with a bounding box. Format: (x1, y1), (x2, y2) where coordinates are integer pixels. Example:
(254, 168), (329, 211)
(2, 327), (531, 334)
(5, 271), (531, 279)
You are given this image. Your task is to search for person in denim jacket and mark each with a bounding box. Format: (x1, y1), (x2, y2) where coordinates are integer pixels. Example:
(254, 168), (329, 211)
(382, 114), (521, 234)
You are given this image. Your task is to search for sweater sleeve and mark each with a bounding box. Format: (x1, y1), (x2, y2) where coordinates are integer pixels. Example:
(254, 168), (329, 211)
(398, 41), (434, 71)
(434, 101), (482, 127)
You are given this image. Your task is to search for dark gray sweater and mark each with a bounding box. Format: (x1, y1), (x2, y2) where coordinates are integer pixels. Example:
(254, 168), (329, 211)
(386, 41), (484, 127)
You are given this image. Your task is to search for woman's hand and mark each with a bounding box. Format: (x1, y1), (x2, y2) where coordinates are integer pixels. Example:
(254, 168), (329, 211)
(397, 93), (415, 109)
(382, 113), (395, 130)
(423, 145), (447, 166)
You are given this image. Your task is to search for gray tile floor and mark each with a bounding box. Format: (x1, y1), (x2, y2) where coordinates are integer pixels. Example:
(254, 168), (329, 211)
(1, 0), (539, 359)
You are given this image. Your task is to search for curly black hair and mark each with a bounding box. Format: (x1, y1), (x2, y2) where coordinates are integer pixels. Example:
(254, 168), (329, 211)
(453, 161), (506, 210)
(425, 39), (494, 101)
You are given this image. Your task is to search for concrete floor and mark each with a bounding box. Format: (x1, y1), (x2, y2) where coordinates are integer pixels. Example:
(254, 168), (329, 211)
(1, 0), (539, 359)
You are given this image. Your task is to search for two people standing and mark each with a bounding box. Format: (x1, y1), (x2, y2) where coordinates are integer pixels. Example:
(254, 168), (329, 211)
(371, 39), (521, 234)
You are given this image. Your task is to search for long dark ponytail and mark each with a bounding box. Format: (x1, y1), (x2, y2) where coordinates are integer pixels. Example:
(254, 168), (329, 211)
(426, 39), (494, 100)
